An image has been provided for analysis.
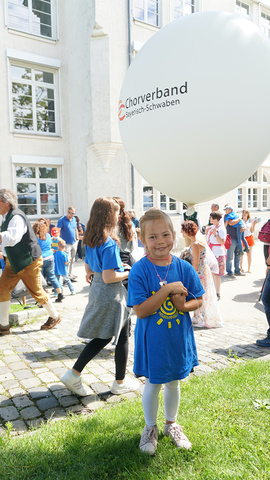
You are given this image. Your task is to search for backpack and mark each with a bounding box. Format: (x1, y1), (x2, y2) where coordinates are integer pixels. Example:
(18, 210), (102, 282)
(258, 220), (270, 243)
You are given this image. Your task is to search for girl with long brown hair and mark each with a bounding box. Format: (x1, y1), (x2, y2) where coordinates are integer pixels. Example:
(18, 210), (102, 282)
(61, 197), (139, 396)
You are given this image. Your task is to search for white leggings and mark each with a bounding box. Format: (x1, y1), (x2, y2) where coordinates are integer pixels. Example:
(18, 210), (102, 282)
(142, 378), (180, 427)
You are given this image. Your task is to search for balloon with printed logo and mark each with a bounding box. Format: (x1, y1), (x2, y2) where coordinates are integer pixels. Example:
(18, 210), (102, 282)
(118, 11), (270, 205)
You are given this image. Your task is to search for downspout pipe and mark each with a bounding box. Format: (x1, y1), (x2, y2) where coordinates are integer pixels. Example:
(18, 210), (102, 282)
(127, 0), (135, 208)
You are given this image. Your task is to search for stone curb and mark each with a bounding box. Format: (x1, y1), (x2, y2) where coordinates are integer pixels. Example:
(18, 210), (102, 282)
(9, 308), (47, 327)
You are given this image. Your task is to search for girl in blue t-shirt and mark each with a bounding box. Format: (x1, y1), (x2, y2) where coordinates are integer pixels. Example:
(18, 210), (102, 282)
(127, 209), (204, 455)
(61, 197), (139, 397)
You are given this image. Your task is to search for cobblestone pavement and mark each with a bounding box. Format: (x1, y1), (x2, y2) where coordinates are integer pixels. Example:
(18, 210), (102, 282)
(0, 243), (270, 435)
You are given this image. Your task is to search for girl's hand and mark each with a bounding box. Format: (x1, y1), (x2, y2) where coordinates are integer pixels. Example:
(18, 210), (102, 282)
(168, 281), (188, 296)
(122, 263), (131, 271)
(86, 273), (93, 284)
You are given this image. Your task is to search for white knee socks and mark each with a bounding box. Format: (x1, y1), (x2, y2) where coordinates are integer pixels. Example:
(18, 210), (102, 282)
(43, 300), (59, 320)
(0, 301), (11, 326)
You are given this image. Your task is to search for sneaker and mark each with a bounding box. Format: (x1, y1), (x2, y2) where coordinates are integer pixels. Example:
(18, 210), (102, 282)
(61, 370), (92, 396)
(256, 337), (270, 347)
(0, 325), (11, 336)
(70, 291), (76, 295)
(217, 293), (221, 301)
(235, 272), (246, 276)
(111, 377), (140, 395)
(55, 293), (64, 303)
(40, 315), (61, 330)
(139, 425), (159, 455)
(163, 423), (192, 450)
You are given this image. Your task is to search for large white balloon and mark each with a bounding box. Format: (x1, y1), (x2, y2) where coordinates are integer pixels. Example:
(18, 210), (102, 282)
(119, 12), (270, 205)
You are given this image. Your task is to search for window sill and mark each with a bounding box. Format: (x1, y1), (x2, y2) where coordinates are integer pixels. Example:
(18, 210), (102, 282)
(7, 27), (57, 44)
(13, 132), (61, 140)
(133, 19), (160, 32)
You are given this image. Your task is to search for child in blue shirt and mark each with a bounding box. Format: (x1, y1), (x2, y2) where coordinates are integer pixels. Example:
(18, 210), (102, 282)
(224, 205), (249, 254)
(51, 227), (61, 252)
(61, 196), (139, 397)
(127, 209), (205, 455)
(54, 239), (75, 296)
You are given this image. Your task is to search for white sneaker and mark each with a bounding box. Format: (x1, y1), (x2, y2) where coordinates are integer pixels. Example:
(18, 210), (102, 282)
(163, 423), (192, 449)
(61, 370), (92, 396)
(111, 377), (140, 395)
(139, 425), (159, 455)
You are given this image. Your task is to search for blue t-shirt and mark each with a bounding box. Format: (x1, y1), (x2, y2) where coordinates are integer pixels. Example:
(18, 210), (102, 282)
(54, 250), (68, 276)
(37, 234), (53, 258)
(57, 216), (77, 244)
(127, 255), (205, 384)
(224, 211), (243, 228)
(85, 237), (124, 273)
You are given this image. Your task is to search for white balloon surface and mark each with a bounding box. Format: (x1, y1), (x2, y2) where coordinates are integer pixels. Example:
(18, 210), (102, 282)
(119, 12), (270, 205)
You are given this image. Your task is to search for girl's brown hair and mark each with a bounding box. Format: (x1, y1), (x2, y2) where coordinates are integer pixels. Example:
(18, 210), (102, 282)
(113, 197), (133, 242)
(32, 219), (48, 240)
(242, 209), (250, 220)
(83, 197), (120, 248)
(140, 208), (175, 241)
(181, 220), (198, 237)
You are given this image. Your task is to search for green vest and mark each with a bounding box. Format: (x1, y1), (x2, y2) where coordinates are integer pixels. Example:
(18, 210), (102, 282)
(1, 208), (41, 274)
(183, 211), (198, 226)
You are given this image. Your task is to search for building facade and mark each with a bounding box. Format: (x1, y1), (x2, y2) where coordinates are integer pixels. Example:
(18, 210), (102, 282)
(1, 0), (270, 231)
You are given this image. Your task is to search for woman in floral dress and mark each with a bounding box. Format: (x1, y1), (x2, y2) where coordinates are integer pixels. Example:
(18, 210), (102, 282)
(181, 220), (223, 328)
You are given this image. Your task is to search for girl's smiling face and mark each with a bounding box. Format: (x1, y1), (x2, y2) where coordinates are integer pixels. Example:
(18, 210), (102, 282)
(142, 219), (175, 260)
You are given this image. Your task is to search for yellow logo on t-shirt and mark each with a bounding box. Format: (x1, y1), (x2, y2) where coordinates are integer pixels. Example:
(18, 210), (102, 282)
(151, 291), (183, 329)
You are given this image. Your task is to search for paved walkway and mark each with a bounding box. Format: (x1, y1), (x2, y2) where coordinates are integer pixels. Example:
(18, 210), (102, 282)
(0, 243), (269, 435)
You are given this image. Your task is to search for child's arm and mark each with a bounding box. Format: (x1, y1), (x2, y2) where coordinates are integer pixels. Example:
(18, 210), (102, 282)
(133, 281), (188, 319)
(102, 268), (129, 284)
(170, 293), (203, 312)
(85, 263), (94, 284)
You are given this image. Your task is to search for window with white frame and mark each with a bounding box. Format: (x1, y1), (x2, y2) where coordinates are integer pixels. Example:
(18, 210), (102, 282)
(248, 171), (257, 182)
(263, 188), (268, 208)
(133, 0), (159, 27)
(15, 164), (61, 216)
(237, 188), (243, 208)
(260, 12), (270, 38)
(143, 186), (154, 210)
(235, 1), (250, 17)
(160, 193), (177, 212)
(143, 185), (177, 212)
(7, 0), (56, 39)
(173, 0), (195, 19)
(10, 61), (58, 135)
(248, 187), (257, 209)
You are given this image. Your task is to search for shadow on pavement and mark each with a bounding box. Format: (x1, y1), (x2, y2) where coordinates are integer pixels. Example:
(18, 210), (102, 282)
(212, 343), (268, 360)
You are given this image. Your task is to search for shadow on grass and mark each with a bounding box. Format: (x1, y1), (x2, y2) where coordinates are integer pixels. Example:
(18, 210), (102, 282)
(0, 415), (197, 480)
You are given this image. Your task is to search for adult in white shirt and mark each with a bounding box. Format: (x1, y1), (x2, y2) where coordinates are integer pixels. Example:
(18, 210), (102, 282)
(240, 209), (259, 273)
(0, 188), (61, 335)
(206, 211), (226, 300)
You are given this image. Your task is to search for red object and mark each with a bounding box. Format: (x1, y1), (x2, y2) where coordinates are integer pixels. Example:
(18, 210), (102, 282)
(224, 234), (232, 250)
(258, 220), (270, 243)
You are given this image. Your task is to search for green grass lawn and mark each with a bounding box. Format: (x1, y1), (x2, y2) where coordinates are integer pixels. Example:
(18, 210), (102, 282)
(0, 360), (269, 480)
(9, 303), (38, 313)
